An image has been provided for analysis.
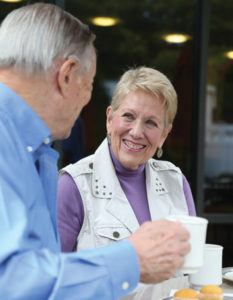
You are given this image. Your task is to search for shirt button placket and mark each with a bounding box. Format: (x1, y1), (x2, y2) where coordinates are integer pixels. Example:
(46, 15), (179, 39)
(27, 146), (33, 152)
(122, 281), (129, 291)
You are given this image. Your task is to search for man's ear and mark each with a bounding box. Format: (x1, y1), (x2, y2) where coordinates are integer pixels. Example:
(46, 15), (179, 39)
(57, 57), (79, 97)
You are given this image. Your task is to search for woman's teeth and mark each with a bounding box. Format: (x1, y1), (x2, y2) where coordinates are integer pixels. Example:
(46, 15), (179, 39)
(123, 140), (145, 150)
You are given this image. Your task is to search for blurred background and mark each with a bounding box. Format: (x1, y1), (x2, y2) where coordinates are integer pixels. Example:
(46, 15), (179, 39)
(1, 0), (232, 266)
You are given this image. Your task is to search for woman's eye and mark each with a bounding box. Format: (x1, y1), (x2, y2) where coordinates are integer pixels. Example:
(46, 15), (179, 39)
(122, 113), (134, 120)
(146, 120), (157, 127)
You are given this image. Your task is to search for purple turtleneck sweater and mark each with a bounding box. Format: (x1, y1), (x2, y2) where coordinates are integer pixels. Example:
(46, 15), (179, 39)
(57, 146), (196, 252)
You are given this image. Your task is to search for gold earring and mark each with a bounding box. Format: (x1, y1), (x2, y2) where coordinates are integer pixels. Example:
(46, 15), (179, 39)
(157, 147), (163, 158)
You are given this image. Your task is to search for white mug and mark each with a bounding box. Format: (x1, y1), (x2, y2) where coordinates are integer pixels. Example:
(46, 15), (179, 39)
(166, 215), (208, 274)
(190, 244), (223, 288)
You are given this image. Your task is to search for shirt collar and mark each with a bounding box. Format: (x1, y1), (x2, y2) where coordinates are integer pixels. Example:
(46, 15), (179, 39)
(0, 82), (52, 153)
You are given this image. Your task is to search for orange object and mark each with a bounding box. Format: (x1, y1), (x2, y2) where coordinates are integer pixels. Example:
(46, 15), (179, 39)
(174, 288), (199, 299)
(199, 285), (223, 300)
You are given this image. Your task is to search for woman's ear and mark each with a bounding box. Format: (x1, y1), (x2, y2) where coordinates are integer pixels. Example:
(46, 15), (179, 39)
(106, 106), (113, 135)
(57, 57), (79, 97)
(159, 123), (172, 148)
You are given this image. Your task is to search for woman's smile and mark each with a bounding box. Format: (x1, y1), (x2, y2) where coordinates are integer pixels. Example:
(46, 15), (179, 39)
(122, 138), (146, 151)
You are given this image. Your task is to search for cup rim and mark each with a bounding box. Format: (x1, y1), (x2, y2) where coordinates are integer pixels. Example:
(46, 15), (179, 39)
(166, 215), (208, 224)
(205, 243), (224, 250)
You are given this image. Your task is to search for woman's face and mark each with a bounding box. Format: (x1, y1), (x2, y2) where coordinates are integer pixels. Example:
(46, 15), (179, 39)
(106, 89), (172, 170)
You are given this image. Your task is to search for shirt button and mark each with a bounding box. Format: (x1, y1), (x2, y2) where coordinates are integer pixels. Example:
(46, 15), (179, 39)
(122, 282), (129, 290)
(44, 137), (50, 144)
(27, 146), (33, 152)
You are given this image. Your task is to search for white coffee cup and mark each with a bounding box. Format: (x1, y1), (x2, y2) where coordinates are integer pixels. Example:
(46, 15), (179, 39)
(189, 244), (223, 288)
(166, 215), (208, 274)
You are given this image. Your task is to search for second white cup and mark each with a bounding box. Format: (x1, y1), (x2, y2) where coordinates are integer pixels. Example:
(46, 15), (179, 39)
(166, 215), (208, 274)
(189, 244), (223, 288)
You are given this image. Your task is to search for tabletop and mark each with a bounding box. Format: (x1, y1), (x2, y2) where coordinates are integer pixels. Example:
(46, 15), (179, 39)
(121, 275), (233, 300)
(221, 278), (233, 293)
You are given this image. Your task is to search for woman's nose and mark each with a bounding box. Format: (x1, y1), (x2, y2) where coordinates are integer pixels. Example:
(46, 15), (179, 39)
(129, 122), (144, 138)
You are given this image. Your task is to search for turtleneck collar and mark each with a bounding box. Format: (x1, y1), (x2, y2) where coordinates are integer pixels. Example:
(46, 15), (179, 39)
(109, 144), (145, 177)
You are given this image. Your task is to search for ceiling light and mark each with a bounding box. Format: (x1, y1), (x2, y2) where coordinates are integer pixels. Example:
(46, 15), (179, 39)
(163, 33), (190, 44)
(226, 51), (233, 59)
(0, 0), (23, 2)
(90, 16), (120, 27)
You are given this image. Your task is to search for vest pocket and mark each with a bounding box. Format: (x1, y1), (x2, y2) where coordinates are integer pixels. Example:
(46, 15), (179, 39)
(96, 226), (131, 242)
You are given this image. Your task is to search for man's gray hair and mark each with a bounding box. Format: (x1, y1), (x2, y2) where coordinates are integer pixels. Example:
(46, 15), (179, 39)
(0, 3), (95, 75)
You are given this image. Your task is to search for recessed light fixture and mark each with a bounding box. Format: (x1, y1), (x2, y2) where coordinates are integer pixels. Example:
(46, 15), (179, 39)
(163, 33), (190, 44)
(0, 0), (23, 2)
(90, 16), (120, 27)
(225, 51), (233, 59)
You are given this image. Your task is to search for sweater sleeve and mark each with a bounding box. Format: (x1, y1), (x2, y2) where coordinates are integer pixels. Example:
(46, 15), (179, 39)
(57, 173), (84, 252)
(182, 174), (196, 216)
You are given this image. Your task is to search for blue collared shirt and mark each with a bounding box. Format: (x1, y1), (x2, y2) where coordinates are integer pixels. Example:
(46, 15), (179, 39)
(0, 82), (139, 299)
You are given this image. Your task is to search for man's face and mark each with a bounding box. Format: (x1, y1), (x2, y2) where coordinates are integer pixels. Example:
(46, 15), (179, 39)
(60, 46), (96, 139)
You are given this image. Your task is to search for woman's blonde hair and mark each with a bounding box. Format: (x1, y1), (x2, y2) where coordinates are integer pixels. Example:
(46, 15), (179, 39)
(111, 67), (177, 128)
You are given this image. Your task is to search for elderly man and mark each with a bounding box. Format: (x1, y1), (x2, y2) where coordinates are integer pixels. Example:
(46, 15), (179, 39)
(0, 3), (190, 299)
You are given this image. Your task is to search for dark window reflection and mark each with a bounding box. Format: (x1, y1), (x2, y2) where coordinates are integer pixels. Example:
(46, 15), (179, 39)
(204, 0), (233, 214)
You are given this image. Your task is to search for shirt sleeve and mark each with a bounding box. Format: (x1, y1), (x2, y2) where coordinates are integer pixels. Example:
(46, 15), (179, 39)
(57, 173), (84, 252)
(182, 174), (196, 216)
(0, 181), (139, 300)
